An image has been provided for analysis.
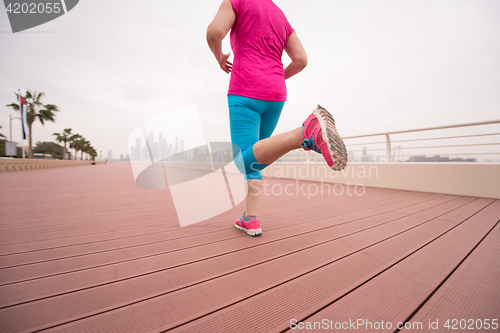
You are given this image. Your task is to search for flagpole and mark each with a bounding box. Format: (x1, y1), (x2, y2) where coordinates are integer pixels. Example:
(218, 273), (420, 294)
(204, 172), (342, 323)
(18, 89), (26, 159)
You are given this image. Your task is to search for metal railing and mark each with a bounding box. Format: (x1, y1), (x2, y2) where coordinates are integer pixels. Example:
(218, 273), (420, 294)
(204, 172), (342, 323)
(278, 120), (500, 163)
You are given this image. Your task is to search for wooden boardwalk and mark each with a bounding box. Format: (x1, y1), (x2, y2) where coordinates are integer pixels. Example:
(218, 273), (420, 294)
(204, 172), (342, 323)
(0, 163), (498, 332)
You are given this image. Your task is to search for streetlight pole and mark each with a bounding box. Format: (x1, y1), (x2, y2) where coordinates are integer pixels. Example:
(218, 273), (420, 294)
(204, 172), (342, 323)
(10, 115), (22, 141)
(9, 115), (24, 159)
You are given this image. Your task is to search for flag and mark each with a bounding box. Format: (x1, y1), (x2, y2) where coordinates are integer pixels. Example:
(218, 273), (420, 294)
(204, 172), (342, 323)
(19, 95), (29, 140)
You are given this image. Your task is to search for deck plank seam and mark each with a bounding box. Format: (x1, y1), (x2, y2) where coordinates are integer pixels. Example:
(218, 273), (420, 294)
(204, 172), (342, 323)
(0, 216), (180, 237)
(0, 205), (179, 230)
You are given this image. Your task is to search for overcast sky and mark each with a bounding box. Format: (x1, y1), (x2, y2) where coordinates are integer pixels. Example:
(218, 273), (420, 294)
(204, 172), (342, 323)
(1, 0), (499, 159)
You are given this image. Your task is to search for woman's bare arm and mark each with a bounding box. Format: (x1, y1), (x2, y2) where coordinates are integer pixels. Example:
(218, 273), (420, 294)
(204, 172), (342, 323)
(284, 31), (308, 80)
(207, 0), (235, 73)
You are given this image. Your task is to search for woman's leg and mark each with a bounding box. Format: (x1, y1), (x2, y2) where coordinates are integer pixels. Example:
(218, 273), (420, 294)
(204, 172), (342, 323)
(243, 100), (288, 215)
(245, 179), (261, 216)
(228, 96), (262, 167)
(228, 97), (304, 215)
(254, 105), (348, 171)
(233, 101), (347, 228)
(252, 127), (303, 165)
(228, 95), (265, 219)
(229, 95), (301, 230)
(244, 102), (302, 215)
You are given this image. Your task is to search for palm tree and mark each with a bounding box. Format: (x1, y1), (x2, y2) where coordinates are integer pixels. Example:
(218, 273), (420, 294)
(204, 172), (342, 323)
(89, 148), (97, 162)
(83, 142), (94, 160)
(81, 140), (91, 160)
(0, 126), (5, 139)
(6, 90), (59, 158)
(53, 128), (73, 160)
(69, 134), (82, 160)
(72, 137), (87, 161)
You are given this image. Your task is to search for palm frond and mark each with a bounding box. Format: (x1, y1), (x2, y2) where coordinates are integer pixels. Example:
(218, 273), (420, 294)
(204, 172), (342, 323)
(6, 103), (20, 111)
(44, 104), (59, 112)
(36, 91), (45, 101)
(53, 133), (64, 142)
(39, 109), (56, 123)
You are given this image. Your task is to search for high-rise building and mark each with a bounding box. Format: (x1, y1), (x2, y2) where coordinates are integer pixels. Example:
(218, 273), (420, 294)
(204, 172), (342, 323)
(134, 137), (142, 161)
(163, 137), (168, 158)
(168, 144), (173, 157)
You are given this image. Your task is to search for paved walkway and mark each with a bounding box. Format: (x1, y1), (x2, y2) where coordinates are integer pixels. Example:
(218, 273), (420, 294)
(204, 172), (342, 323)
(0, 163), (498, 332)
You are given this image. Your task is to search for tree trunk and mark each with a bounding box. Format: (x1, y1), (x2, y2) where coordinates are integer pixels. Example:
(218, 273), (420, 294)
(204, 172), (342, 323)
(28, 123), (33, 158)
(62, 142), (67, 160)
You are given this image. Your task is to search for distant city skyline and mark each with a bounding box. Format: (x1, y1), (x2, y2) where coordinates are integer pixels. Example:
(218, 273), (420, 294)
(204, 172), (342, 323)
(130, 131), (185, 162)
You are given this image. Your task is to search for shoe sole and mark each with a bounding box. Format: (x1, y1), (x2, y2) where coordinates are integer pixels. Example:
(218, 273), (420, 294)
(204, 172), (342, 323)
(313, 105), (348, 171)
(234, 223), (262, 237)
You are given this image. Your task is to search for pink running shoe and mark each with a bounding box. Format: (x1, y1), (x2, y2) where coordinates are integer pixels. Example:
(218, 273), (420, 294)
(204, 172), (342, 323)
(234, 213), (262, 237)
(301, 105), (348, 171)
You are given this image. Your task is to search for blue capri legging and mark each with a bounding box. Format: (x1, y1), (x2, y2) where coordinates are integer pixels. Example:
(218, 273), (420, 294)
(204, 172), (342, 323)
(228, 94), (285, 180)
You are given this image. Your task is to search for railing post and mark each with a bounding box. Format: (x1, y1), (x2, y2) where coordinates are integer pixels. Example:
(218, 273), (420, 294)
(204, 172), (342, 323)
(206, 146), (215, 172)
(385, 134), (391, 162)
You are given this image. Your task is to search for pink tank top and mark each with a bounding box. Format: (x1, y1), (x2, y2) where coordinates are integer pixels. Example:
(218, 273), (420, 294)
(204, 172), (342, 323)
(228, 0), (294, 102)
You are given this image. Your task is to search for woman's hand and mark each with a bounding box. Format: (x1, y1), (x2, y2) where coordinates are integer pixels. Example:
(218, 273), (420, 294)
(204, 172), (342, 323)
(218, 52), (233, 73)
(284, 31), (308, 80)
(207, 0), (235, 74)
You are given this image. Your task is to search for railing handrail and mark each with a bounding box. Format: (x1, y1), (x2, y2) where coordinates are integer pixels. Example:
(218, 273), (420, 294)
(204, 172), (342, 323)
(347, 132), (500, 146)
(343, 120), (500, 139)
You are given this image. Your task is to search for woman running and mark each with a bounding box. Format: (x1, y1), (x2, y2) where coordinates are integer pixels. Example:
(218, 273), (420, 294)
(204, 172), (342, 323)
(207, 0), (347, 236)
